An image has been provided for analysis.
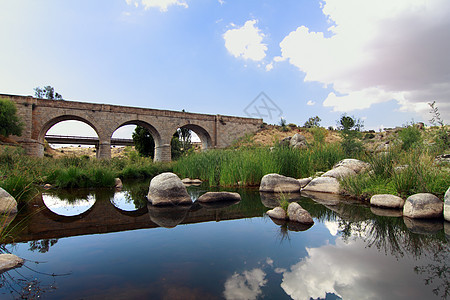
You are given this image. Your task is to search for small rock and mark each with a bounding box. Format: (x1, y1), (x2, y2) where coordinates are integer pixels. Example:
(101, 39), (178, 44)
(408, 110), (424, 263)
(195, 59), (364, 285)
(403, 193), (443, 219)
(289, 133), (307, 149)
(0, 254), (23, 273)
(444, 187), (450, 222)
(297, 177), (312, 188)
(322, 166), (356, 179)
(394, 165), (409, 172)
(370, 194), (405, 209)
(287, 202), (314, 224)
(114, 178), (123, 189)
(301, 177), (340, 194)
(147, 172), (192, 206)
(266, 207), (288, 220)
(259, 173), (301, 193)
(333, 159), (369, 174)
(0, 188), (18, 215)
(197, 192), (241, 203)
(43, 183), (52, 189)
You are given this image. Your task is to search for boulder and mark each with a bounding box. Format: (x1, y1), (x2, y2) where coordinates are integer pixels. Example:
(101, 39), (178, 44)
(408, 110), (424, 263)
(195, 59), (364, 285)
(333, 159), (369, 174)
(0, 188), (18, 215)
(266, 207), (288, 220)
(259, 174), (301, 193)
(297, 177), (312, 188)
(114, 178), (123, 189)
(322, 166), (356, 179)
(197, 192), (241, 203)
(444, 187), (450, 222)
(147, 172), (192, 206)
(403, 193), (443, 219)
(289, 133), (307, 149)
(0, 254), (23, 274)
(370, 194), (405, 209)
(301, 177), (340, 194)
(287, 202), (314, 224)
(43, 183), (52, 189)
(181, 178), (202, 185)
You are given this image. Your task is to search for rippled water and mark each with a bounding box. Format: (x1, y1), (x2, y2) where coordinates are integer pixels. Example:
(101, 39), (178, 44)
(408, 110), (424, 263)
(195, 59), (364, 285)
(1, 182), (448, 299)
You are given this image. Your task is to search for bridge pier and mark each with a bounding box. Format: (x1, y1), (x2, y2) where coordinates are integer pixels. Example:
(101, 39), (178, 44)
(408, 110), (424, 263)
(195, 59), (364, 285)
(16, 138), (44, 157)
(96, 142), (111, 159)
(154, 144), (171, 162)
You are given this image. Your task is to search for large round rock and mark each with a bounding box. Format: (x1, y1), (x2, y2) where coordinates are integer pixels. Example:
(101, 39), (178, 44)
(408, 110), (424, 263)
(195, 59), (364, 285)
(333, 159), (369, 174)
(266, 207), (288, 220)
(444, 187), (450, 222)
(322, 166), (356, 179)
(301, 177), (340, 194)
(0, 188), (18, 214)
(370, 194), (405, 209)
(403, 193), (443, 219)
(259, 174), (301, 193)
(287, 202), (314, 224)
(147, 172), (192, 206)
(289, 133), (307, 149)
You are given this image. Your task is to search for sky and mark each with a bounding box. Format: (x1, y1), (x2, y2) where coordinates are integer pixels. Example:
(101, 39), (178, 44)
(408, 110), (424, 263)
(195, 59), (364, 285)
(1, 0), (449, 138)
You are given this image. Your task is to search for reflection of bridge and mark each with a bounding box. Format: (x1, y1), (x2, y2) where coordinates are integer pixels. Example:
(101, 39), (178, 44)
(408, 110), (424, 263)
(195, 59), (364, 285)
(10, 191), (266, 242)
(6, 94), (262, 161)
(45, 135), (134, 147)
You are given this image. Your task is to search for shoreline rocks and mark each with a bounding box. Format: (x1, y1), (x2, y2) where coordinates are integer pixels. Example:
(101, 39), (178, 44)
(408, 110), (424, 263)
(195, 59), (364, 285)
(403, 193), (443, 219)
(259, 174), (301, 193)
(147, 172), (192, 206)
(302, 177), (340, 194)
(444, 187), (450, 222)
(267, 202), (313, 225)
(0, 188), (18, 215)
(0, 254), (23, 274)
(370, 194), (405, 209)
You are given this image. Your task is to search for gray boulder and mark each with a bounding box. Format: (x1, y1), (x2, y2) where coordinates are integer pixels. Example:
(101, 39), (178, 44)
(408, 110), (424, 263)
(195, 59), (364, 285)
(259, 173), (301, 193)
(197, 192), (241, 203)
(333, 159), (369, 174)
(297, 177), (312, 188)
(301, 177), (340, 194)
(0, 254), (23, 273)
(322, 166), (356, 179)
(370, 194), (405, 209)
(0, 188), (18, 215)
(181, 178), (202, 185)
(444, 187), (450, 222)
(114, 178), (123, 189)
(289, 133), (307, 149)
(266, 207), (288, 220)
(147, 172), (192, 206)
(287, 202), (314, 224)
(403, 193), (443, 219)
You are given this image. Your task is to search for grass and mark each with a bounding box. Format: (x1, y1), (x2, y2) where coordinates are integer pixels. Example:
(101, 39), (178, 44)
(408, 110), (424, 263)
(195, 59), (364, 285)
(174, 143), (346, 186)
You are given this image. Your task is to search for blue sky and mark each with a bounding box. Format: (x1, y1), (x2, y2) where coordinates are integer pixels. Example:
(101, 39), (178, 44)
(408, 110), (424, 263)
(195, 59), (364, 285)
(1, 0), (449, 137)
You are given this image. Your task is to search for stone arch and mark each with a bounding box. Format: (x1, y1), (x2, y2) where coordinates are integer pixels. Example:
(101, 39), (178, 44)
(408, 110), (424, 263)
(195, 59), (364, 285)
(112, 120), (163, 161)
(176, 123), (213, 150)
(38, 115), (101, 144)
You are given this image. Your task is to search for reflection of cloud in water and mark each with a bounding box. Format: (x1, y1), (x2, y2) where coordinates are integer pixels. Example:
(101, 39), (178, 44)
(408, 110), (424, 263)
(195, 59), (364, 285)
(324, 220), (340, 236)
(43, 194), (95, 216)
(224, 268), (267, 300)
(281, 238), (435, 300)
(110, 191), (142, 211)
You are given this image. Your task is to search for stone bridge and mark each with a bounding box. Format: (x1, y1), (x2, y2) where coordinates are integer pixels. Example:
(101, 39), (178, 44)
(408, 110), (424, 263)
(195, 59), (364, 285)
(4, 94), (262, 161)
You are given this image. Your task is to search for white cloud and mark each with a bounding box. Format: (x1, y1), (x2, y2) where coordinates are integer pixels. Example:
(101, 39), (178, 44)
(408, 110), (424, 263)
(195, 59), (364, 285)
(265, 63), (273, 72)
(126, 0), (188, 12)
(278, 0), (450, 119)
(281, 238), (435, 300)
(306, 100), (315, 106)
(223, 268), (267, 300)
(223, 20), (267, 61)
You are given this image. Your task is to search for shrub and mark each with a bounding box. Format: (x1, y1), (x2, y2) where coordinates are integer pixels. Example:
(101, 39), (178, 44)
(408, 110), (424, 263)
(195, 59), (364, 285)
(398, 125), (422, 151)
(0, 97), (23, 137)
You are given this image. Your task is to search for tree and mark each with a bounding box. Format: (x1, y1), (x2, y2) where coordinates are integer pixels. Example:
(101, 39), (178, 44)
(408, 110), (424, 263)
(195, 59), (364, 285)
(132, 126), (155, 158)
(176, 127), (192, 151)
(0, 97), (23, 137)
(337, 114), (364, 156)
(304, 116), (321, 128)
(34, 86), (63, 99)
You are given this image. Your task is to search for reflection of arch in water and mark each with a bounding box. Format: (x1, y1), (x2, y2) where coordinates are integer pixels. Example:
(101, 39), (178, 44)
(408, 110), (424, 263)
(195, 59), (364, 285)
(110, 191), (148, 217)
(40, 193), (96, 221)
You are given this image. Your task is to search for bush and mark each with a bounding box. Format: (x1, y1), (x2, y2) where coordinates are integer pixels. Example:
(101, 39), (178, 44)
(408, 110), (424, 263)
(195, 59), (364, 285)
(398, 125), (422, 150)
(0, 97), (23, 137)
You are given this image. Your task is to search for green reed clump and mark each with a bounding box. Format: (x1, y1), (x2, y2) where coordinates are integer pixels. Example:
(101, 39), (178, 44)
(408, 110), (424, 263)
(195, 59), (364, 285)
(174, 143), (345, 186)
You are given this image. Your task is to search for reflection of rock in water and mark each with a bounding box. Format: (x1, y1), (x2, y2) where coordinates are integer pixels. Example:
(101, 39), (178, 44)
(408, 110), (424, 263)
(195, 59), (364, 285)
(147, 204), (191, 228)
(198, 200), (240, 210)
(403, 217), (443, 235)
(370, 207), (403, 218)
(267, 217), (313, 232)
(259, 192), (302, 208)
(300, 191), (343, 206)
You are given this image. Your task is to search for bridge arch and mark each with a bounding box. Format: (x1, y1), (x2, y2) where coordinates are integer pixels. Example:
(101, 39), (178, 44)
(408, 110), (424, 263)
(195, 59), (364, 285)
(38, 115), (101, 143)
(176, 123), (213, 150)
